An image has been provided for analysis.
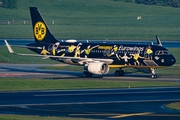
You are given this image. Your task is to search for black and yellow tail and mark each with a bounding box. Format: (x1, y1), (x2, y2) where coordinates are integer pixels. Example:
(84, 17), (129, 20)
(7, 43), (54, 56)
(30, 7), (58, 44)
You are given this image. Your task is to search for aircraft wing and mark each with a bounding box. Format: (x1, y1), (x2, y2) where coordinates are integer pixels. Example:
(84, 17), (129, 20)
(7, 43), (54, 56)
(8, 45), (43, 49)
(4, 40), (113, 65)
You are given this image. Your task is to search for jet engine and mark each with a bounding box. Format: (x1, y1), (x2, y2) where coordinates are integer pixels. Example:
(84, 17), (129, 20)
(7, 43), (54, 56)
(86, 62), (109, 75)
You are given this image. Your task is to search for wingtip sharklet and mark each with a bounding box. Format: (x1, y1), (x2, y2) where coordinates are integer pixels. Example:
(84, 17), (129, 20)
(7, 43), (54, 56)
(4, 40), (15, 54)
(156, 35), (162, 46)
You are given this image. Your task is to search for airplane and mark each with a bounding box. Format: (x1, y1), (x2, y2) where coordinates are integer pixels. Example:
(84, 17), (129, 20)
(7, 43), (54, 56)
(4, 7), (176, 79)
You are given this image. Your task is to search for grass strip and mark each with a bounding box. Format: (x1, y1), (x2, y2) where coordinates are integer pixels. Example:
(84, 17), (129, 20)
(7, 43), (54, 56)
(0, 78), (180, 92)
(1, 0), (180, 40)
(0, 114), (94, 120)
(165, 102), (180, 111)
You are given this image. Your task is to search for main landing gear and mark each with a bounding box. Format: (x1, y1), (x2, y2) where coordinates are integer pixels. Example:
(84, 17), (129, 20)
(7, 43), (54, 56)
(151, 68), (157, 79)
(82, 71), (92, 78)
(114, 69), (124, 76)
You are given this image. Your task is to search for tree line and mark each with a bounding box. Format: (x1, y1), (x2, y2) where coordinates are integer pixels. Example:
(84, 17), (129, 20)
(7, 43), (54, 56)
(1, 0), (180, 9)
(114, 0), (180, 8)
(135, 0), (180, 7)
(0, 0), (17, 9)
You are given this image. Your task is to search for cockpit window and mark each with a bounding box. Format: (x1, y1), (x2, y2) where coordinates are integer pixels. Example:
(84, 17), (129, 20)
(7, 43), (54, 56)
(155, 50), (170, 55)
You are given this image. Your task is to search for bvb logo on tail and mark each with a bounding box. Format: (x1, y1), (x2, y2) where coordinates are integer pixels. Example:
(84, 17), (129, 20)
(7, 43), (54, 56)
(34, 21), (46, 41)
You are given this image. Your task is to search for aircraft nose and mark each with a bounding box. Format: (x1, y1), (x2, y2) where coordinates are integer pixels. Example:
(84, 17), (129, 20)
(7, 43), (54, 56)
(166, 55), (176, 66)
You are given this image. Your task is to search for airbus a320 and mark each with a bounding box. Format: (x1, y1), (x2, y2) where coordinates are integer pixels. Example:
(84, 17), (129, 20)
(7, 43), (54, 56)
(4, 7), (176, 79)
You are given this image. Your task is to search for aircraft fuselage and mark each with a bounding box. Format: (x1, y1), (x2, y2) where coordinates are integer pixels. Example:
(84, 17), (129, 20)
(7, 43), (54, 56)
(28, 42), (176, 68)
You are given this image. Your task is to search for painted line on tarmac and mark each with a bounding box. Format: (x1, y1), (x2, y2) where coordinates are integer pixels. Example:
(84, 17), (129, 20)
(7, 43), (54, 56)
(109, 112), (152, 118)
(0, 73), (47, 77)
(1, 98), (180, 107)
(70, 112), (180, 118)
(70, 112), (152, 118)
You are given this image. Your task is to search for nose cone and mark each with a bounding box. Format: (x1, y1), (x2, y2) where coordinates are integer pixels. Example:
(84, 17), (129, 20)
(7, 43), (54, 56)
(166, 55), (176, 66)
(172, 55), (176, 65)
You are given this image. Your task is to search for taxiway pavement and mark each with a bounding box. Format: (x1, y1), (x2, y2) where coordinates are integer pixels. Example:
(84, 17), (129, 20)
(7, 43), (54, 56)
(0, 63), (180, 82)
(0, 63), (180, 119)
(0, 87), (180, 120)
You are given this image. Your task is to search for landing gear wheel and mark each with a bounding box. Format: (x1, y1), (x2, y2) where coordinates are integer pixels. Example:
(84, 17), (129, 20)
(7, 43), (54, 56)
(151, 68), (157, 79)
(82, 71), (92, 78)
(114, 70), (124, 76)
(115, 70), (120, 76)
(152, 74), (157, 79)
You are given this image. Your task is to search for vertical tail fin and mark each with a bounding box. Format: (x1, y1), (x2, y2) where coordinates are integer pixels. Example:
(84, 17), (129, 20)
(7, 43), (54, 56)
(30, 7), (58, 44)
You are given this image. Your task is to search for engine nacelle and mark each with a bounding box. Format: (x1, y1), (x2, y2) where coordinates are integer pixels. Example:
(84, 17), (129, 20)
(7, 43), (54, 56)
(86, 62), (109, 75)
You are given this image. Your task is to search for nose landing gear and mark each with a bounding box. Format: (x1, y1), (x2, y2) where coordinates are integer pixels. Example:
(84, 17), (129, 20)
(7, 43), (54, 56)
(151, 68), (157, 79)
